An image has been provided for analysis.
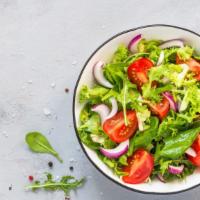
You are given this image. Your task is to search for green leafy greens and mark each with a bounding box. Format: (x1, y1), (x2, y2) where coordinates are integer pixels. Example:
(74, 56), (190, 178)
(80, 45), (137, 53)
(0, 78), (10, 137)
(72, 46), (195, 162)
(25, 132), (63, 163)
(26, 173), (84, 196)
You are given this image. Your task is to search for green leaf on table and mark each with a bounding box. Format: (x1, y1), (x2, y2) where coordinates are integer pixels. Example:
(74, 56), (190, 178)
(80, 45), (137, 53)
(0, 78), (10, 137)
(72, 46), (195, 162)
(26, 173), (85, 196)
(25, 132), (63, 163)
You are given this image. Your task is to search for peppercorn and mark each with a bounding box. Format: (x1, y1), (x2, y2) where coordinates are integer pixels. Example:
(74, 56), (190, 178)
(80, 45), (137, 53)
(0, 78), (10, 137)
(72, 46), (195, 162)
(8, 185), (12, 191)
(28, 175), (34, 182)
(48, 161), (53, 168)
(65, 88), (69, 93)
(69, 166), (74, 171)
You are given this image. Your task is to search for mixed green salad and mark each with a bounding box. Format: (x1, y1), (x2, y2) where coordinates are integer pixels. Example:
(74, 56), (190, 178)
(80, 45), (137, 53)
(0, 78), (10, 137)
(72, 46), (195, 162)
(78, 34), (200, 184)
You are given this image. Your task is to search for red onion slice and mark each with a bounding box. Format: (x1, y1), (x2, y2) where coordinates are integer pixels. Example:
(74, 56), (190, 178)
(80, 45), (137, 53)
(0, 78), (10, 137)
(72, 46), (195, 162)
(168, 165), (184, 174)
(104, 97), (118, 121)
(157, 51), (164, 66)
(91, 97), (118, 125)
(163, 92), (178, 112)
(128, 34), (142, 53)
(157, 174), (166, 183)
(93, 61), (113, 88)
(100, 139), (129, 158)
(91, 104), (110, 125)
(185, 147), (197, 157)
(159, 39), (184, 49)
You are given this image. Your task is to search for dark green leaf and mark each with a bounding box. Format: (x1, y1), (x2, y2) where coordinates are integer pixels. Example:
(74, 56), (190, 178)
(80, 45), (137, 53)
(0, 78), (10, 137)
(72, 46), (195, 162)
(159, 126), (200, 159)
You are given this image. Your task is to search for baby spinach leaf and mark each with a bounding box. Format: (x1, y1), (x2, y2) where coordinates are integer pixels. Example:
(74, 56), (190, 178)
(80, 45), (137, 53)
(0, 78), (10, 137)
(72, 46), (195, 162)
(159, 126), (200, 159)
(25, 132), (63, 163)
(127, 117), (159, 156)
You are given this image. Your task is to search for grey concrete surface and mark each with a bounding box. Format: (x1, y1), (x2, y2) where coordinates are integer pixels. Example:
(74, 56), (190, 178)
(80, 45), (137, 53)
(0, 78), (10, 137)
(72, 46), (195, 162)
(0, 0), (200, 199)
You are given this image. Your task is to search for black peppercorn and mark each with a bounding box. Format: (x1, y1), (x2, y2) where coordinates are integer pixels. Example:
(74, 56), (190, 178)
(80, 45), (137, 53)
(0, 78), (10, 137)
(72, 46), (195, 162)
(69, 166), (74, 171)
(48, 161), (53, 168)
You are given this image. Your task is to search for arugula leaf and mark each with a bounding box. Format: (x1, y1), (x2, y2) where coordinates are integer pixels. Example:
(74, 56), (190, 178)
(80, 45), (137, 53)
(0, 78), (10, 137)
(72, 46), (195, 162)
(159, 126), (200, 159)
(26, 173), (84, 196)
(25, 132), (63, 163)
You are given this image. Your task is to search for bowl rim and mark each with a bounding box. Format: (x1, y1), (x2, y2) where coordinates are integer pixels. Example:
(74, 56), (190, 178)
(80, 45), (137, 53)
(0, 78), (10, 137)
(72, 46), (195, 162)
(72, 24), (200, 195)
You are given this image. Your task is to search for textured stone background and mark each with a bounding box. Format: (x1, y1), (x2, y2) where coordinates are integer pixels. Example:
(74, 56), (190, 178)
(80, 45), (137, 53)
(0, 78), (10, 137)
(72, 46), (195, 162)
(0, 0), (200, 199)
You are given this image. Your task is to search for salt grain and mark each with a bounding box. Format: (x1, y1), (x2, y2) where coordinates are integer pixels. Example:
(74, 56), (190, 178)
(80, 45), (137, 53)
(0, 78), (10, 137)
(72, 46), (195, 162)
(27, 80), (33, 84)
(72, 60), (77, 65)
(43, 108), (51, 116)
(50, 82), (56, 88)
(100, 192), (104, 196)
(2, 131), (8, 138)
(69, 158), (76, 163)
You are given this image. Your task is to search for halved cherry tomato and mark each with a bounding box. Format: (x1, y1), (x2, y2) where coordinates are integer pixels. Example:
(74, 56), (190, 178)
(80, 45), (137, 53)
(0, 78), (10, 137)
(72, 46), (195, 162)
(122, 149), (154, 184)
(148, 97), (170, 120)
(103, 111), (138, 143)
(188, 134), (200, 166)
(127, 58), (154, 87)
(195, 73), (200, 81)
(176, 56), (200, 80)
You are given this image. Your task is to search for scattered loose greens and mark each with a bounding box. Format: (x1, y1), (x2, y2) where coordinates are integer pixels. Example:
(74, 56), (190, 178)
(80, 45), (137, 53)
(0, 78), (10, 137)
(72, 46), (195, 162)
(25, 132), (63, 163)
(26, 173), (85, 196)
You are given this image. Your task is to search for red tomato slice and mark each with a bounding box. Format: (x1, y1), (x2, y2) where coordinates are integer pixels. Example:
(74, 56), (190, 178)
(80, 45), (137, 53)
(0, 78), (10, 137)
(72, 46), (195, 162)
(188, 134), (200, 166)
(148, 97), (170, 120)
(103, 111), (138, 143)
(122, 149), (154, 184)
(194, 73), (200, 81)
(127, 58), (154, 87)
(176, 56), (200, 80)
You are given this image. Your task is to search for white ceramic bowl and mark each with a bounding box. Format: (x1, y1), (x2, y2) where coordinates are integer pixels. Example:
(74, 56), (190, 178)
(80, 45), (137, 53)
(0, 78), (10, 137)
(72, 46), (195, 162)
(73, 24), (200, 194)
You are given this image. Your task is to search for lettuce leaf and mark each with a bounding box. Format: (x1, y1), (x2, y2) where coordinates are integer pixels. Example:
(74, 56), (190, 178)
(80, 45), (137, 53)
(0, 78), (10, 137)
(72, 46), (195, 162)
(137, 39), (161, 53)
(177, 46), (193, 61)
(79, 85), (109, 104)
(111, 44), (129, 63)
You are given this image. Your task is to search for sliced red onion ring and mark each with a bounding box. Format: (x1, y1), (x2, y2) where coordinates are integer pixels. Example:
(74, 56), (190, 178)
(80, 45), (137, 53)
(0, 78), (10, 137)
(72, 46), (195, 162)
(185, 147), (197, 157)
(168, 165), (184, 174)
(157, 174), (166, 183)
(91, 97), (118, 125)
(157, 51), (164, 66)
(93, 61), (113, 88)
(104, 97), (118, 121)
(91, 104), (110, 125)
(100, 139), (129, 158)
(159, 39), (184, 49)
(163, 92), (178, 112)
(128, 34), (142, 52)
